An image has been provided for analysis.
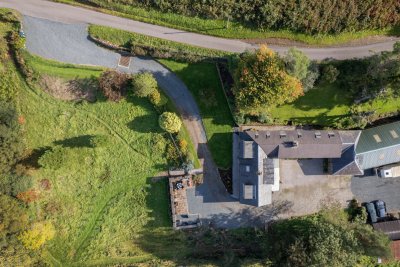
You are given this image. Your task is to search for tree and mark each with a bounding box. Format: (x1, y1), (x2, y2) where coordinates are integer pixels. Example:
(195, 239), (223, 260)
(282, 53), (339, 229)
(0, 194), (38, 266)
(98, 70), (129, 101)
(234, 45), (303, 115)
(18, 221), (55, 250)
(159, 112), (182, 133)
(284, 48), (319, 92)
(0, 101), (23, 175)
(266, 205), (391, 266)
(132, 72), (158, 97)
(321, 64), (340, 83)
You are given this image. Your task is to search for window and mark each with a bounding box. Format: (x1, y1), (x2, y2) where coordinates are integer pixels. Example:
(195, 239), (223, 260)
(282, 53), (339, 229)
(390, 130), (399, 139)
(373, 134), (382, 143)
(379, 153), (385, 160)
(246, 166), (250, 172)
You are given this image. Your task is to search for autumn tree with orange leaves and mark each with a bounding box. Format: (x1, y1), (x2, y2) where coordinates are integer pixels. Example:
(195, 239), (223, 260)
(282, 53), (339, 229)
(233, 45), (303, 115)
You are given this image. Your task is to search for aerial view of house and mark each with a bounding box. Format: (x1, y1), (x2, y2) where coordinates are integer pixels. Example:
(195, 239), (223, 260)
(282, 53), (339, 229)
(0, 0), (400, 266)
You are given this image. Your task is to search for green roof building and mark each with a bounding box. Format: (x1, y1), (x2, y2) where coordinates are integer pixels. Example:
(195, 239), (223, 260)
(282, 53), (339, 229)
(356, 121), (400, 170)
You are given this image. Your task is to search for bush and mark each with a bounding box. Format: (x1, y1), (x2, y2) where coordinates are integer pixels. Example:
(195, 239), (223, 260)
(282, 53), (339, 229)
(132, 72), (158, 97)
(165, 142), (181, 167)
(0, 102), (23, 175)
(148, 89), (161, 105)
(38, 146), (65, 170)
(234, 112), (245, 125)
(258, 112), (272, 124)
(18, 221), (55, 250)
(159, 112), (182, 133)
(98, 70), (129, 101)
(321, 65), (340, 84)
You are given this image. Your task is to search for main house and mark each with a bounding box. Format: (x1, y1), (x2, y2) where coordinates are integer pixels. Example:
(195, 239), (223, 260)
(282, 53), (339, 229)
(232, 121), (400, 207)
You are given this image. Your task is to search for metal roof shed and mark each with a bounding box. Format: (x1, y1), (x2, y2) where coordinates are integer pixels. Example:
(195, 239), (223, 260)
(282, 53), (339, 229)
(356, 122), (400, 170)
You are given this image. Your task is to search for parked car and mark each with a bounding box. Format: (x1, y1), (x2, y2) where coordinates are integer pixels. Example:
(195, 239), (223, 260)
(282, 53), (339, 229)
(18, 30), (26, 38)
(373, 200), (386, 218)
(365, 202), (378, 223)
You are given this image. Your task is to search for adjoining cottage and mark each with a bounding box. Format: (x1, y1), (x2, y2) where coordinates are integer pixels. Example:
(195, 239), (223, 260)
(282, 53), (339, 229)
(232, 121), (400, 207)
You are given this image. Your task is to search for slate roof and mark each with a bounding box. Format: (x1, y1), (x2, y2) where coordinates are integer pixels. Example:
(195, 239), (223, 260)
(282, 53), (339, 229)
(332, 144), (363, 175)
(373, 220), (400, 241)
(232, 131), (273, 207)
(240, 129), (343, 159)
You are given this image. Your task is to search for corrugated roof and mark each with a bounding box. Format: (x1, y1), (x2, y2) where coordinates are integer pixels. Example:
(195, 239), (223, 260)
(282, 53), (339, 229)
(356, 144), (400, 170)
(373, 220), (400, 241)
(356, 121), (400, 154)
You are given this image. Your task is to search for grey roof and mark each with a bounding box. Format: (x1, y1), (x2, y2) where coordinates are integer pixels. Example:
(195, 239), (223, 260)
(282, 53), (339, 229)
(373, 220), (400, 240)
(332, 145), (363, 175)
(232, 131), (273, 207)
(241, 129), (343, 159)
(263, 158), (275, 184)
(356, 121), (400, 154)
(339, 130), (361, 144)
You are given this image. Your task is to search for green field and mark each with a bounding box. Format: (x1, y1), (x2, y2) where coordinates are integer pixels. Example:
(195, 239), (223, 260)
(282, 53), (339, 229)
(5, 31), (192, 266)
(53, 0), (399, 46)
(159, 59), (234, 169)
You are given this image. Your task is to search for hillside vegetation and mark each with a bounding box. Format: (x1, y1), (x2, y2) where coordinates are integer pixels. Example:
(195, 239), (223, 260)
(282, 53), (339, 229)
(54, 0), (400, 45)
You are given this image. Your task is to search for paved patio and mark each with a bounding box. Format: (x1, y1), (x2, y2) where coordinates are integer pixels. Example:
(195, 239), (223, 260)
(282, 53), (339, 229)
(273, 159), (354, 218)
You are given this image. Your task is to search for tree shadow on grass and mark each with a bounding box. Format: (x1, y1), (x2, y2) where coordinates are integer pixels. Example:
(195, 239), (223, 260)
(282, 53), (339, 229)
(53, 135), (95, 148)
(18, 146), (51, 169)
(126, 114), (162, 133)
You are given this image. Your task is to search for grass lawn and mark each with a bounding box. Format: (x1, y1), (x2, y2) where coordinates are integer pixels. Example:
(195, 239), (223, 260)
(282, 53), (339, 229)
(270, 83), (353, 126)
(52, 0), (399, 46)
(271, 82), (400, 127)
(22, 52), (105, 79)
(159, 59), (235, 169)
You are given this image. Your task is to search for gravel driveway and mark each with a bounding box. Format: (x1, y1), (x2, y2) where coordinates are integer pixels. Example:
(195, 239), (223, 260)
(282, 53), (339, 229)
(23, 16), (284, 228)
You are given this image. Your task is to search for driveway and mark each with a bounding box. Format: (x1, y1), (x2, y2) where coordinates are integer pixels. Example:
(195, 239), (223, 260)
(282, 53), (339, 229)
(23, 16), (286, 228)
(352, 175), (400, 213)
(274, 159), (354, 218)
(2, 0), (399, 59)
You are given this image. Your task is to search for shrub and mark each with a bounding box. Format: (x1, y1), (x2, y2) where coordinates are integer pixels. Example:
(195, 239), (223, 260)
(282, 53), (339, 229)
(38, 146), (65, 170)
(234, 112), (245, 125)
(159, 112), (182, 133)
(165, 142), (181, 167)
(132, 72), (158, 97)
(321, 65), (340, 84)
(258, 112), (272, 124)
(148, 89), (161, 105)
(18, 222), (55, 250)
(98, 70), (129, 101)
(0, 102), (23, 175)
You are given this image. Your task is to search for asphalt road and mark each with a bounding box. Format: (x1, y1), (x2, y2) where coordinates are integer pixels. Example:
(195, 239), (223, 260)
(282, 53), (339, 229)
(2, 0), (400, 60)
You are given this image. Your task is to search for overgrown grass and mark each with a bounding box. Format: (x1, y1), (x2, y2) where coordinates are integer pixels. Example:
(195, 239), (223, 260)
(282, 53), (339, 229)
(54, 0), (399, 46)
(88, 25), (231, 58)
(159, 59), (234, 169)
